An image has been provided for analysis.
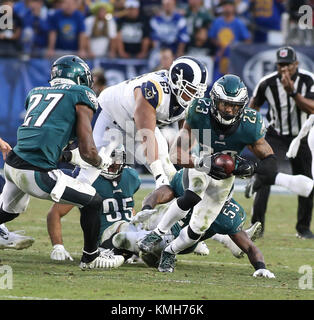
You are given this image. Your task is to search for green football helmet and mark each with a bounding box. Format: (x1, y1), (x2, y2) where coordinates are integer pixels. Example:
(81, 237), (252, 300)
(50, 55), (93, 88)
(210, 74), (248, 125)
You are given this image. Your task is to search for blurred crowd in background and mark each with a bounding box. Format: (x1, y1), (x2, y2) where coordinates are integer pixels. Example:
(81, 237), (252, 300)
(0, 0), (313, 77)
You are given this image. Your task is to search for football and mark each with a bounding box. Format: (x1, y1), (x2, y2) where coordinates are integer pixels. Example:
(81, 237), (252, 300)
(214, 154), (235, 175)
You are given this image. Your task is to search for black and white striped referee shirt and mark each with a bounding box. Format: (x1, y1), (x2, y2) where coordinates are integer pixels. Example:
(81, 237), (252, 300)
(252, 68), (314, 136)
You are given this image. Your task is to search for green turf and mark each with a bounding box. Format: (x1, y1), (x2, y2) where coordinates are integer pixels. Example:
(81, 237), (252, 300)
(0, 189), (313, 300)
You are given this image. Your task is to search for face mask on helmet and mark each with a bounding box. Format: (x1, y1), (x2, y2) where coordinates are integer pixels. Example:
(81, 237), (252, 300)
(50, 55), (94, 89)
(169, 56), (208, 109)
(210, 75), (248, 126)
(100, 145), (126, 180)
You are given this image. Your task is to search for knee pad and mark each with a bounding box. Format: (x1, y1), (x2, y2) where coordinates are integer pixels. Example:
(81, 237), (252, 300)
(177, 190), (201, 211)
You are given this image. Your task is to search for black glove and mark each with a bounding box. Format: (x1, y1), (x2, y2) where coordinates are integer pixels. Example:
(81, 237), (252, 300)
(195, 153), (229, 180)
(59, 150), (72, 163)
(232, 155), (257, 178)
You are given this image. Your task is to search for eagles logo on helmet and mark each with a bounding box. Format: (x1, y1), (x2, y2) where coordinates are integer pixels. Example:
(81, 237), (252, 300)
(210, 74), (249, 126)
(50, 55), (94, 89)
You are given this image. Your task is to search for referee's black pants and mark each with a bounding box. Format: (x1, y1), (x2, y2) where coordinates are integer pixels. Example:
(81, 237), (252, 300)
(251, 127), (313, 234)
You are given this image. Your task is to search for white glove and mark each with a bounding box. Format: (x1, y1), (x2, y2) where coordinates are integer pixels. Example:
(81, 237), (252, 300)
(253, 269), (275, 278)
(98, 147), (113, 170)
(50, 244), (73, 261)
(286, 137), (301, 159)
(130, 209), (157, 224)
(69, 148), (91, 169)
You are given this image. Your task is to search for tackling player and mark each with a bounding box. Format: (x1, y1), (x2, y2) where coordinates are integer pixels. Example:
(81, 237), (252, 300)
(0, 55), (124, 270)
(66, 56), (208, 189)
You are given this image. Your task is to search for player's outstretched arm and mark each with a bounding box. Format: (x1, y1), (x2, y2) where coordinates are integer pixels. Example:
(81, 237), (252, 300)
(47, 203), (74, 261)
(134, 88), (169, 188)
(131, 186), (175, 225)
(142, 185), (175, 209)
(229, 231), (275, 278)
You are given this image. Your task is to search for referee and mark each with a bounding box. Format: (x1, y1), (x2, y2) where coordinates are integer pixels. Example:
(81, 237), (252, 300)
(248, 46), (314, 239)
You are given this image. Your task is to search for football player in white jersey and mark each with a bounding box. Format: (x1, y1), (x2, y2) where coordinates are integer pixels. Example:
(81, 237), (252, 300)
(68, 56), (208, 189)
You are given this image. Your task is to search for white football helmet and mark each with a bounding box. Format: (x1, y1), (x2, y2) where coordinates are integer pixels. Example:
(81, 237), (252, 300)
(169, 56), (208, 109)
(100, 144), (126, 180)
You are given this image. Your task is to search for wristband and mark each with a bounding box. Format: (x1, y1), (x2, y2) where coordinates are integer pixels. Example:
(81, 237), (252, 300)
(253, 261), (266, 270)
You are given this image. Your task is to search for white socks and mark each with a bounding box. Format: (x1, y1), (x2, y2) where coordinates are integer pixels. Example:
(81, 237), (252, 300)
(275, 173), (313, 197)
(155, 200), (189, 235)
(165, 226), (199, 254)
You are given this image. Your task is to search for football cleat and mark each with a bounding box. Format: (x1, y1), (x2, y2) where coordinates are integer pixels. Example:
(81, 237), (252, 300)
(193, 241), (210, 255)
(138, 231), (162, 253)
(246, 221), (263, 241)
(0, 224), (34, 250)
(158, 249), (176, 273)
(79, 249), (125, 270)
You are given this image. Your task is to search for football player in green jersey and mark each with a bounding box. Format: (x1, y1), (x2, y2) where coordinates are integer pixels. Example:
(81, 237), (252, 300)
(0, 55), (124, 270)
(138, 74), (279, 272)
(47, 145), (142, 262)
(107, 168), (274, 278)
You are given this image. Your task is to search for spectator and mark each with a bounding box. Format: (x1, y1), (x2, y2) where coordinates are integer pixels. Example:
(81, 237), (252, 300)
(186, 26), (215, 57)
(154, 47), (174, 71)
(186, 26), (215, 85)
(46, 0), (91, 58)
(0, 0), (22, 57)
(249, 0), (286, 43)
(113, 0), (128, 19)
(85, 2), (117, 58)
(208, 0), (251, 81)
(150, 0), (190, 58)
(21, 0), (50, 58)
(77, 0), (90, 17)
(185, 0), (213, 41)
(116, 0), (151, 59)
(91, 67), (107, 96)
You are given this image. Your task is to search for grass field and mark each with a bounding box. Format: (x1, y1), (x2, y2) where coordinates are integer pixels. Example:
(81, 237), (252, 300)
(0, 189), (314, 301)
